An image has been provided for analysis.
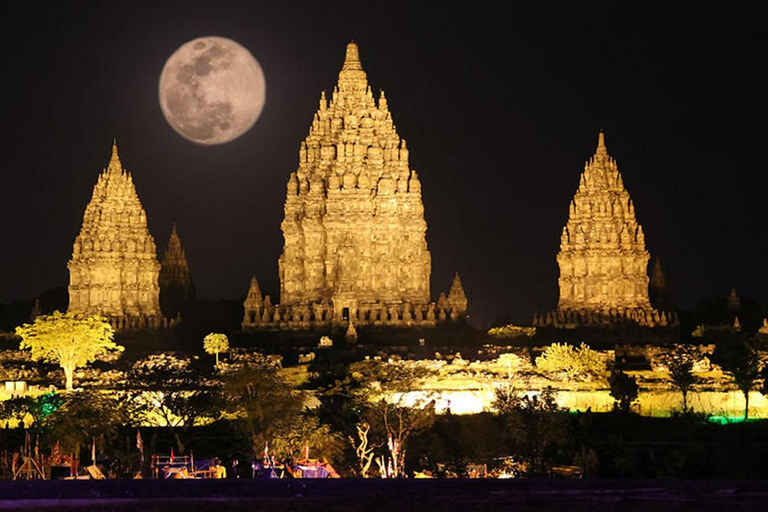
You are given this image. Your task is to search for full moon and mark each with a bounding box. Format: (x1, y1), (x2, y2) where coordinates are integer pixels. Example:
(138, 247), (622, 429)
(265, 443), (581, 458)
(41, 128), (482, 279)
(159, 36), (266, 145)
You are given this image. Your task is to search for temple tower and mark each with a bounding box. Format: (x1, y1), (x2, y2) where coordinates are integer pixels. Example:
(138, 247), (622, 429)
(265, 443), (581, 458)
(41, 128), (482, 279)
(446, 272), (468, 317)
(649, 257), (669, 310)
(242, 276), (264, 327)
(67, 142), (162, 327)
(277, 42), (431, 322)
(159, 223), (196, 318)
(557, 132), (651, 313)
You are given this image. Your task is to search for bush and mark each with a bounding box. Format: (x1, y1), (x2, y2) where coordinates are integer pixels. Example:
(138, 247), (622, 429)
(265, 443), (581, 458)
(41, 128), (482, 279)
(535, 342), (605, 380)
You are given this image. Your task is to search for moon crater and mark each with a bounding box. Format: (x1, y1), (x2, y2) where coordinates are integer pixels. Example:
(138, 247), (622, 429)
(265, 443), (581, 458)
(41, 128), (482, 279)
(159, 36), (265, 145)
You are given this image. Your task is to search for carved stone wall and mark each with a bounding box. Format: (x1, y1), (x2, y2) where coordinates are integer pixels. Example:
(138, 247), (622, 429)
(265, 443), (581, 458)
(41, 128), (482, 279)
(67, 142), (163, 328)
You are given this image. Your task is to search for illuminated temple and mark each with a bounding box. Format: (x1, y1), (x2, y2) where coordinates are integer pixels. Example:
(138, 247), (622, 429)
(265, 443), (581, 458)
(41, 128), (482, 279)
(67, 142), (165, 329)
(242, 43), (466, 330)
(534, 133), (676, 328)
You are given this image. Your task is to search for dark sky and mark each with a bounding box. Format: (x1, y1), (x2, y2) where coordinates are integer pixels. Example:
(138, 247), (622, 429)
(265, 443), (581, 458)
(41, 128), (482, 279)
(0, 1), (763, 327)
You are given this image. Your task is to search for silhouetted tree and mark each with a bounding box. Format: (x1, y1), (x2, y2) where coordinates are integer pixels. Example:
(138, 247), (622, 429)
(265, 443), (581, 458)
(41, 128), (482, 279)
(715, 338), (761, 419)
(665, 345), (701, 413)
(493, 386), (568, 475)
(608, 367), (639, 413)
(126, 354), (219, 453)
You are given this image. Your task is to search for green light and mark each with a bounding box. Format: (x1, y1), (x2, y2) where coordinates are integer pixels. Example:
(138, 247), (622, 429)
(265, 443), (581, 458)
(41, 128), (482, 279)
(707, 415), (756, 425)
(37, 393), (63, 419)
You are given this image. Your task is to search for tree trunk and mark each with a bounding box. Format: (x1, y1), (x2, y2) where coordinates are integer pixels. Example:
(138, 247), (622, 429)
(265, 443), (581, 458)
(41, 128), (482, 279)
(215, 352), (219, 366)
(682, 390), (688, 413)
(744, 390), (750, 420)
(64, 366), (74, 391)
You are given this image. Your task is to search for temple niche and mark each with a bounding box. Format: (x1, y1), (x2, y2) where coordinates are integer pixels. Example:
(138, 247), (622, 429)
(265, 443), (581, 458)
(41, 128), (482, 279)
(242, 43), (466, 330)
(67, 142), (165, 330)
(534, 133), (677, 329)
(159, 224), (196, 318)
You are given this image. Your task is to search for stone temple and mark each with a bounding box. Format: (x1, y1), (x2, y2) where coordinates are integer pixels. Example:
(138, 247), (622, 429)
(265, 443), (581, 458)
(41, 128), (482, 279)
(242, 43), (466, 330)
(534, 133), (676, 328)
(68, 142), (165, 329)
(159, 224), (196, 318)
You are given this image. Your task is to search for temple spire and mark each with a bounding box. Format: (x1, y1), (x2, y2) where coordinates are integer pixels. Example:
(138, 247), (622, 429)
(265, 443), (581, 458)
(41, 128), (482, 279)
(649, 257), (670, 310)
(159, 223), (195, 318)
(596, 131), (608, 157)
(342, 41), (362, 71)
(337, 42), (368, 94)
(169, 222), (180, 246)
(446, 271), (468, 315)
(107, 139), (122, 175)
(247, 275), (262, 302)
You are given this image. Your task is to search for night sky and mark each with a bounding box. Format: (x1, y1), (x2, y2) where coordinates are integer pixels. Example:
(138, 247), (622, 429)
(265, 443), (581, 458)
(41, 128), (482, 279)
(0, 1), (763, 327)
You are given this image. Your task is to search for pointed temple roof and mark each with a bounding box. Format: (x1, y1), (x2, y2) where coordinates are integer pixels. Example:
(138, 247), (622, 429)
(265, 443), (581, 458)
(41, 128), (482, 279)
(295, 41), (414, 187)
(159, 223), (195, 318)
(163, 223), (188, 266)
(650, 257), (667, 290)
(160, 223), (193, 283)
(446, 271), (468, 315)
(649, 257), (671, 310)
(727, 287), (741, 312)
(244, 275), (263, 308)
(76, 140), (152, 248)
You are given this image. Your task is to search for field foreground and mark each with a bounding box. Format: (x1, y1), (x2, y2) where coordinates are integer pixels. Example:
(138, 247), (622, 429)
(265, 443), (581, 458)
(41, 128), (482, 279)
(1, 479), (767, 511)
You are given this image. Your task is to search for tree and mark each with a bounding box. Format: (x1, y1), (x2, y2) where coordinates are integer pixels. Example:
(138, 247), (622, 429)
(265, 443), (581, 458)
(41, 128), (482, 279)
(608, 367), (639, 413)
(535, 342), (605, 380)
(665, 344), (701, 413)
(219, 352), (307, 458)
(126, 354), (219, 453)
(0, 393), (63, 429)
(268, 413), (344, 463)
(349, 422), (376, 478)
(716, 339), (761, 419)
(15, 311), (122, 391)
(41, 390), (132, 458)
(493, 386), (568, 475)
(350, 359), (436, 477)
(203, 333), (229, 365)
(320, 357), (436, 477)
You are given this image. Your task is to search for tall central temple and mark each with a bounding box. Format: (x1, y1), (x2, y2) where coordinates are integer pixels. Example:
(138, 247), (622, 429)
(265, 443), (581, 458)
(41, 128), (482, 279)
(243, 43), (465, 330)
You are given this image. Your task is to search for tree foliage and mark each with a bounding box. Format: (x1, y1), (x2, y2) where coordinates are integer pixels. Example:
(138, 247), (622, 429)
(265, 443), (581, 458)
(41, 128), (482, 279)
(608, 368), (639, 413)
(535, 342), (605, 380)
(126, 354), (219, 452)
(15, 311), (122, 390)
(203, 333), (229, 365)
(268, 413), (345, 463)
(487, 324), (536, 339)
(715, 339), (761, 419)
(0, 393), (64, 428)
(317, 357), (436, 476)
(664, 344), (702, 413)
(41, 390), (133, 456)
(493, 386), (568, 475)
(219, 352), (307, 458)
